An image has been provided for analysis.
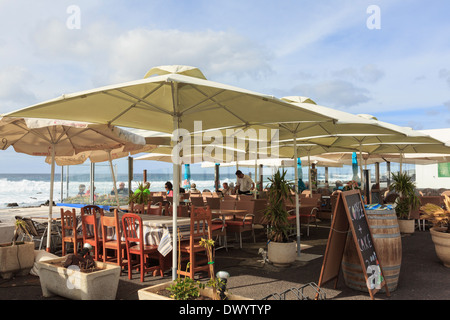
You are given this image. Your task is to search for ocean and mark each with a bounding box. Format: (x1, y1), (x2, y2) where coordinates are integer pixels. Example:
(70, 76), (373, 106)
(0, 172), (248, 209)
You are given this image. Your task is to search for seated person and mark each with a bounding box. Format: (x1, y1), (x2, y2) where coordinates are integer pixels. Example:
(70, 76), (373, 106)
(78, 184), (86, 196)
(111, 182), (129, 195)
(220, 182), (232, 196)
(165, 181), (173, 197)
(189, 183), (201, 194)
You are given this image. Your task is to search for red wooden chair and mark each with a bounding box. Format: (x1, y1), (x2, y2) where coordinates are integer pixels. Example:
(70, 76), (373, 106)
(122, 213), (163, 282)
(60, 208), (83, 256)
(177, 206), (212, 279)
(80, 207), (103, 261)
(226, 201), (255, 248)
(100, 210), (127, 274)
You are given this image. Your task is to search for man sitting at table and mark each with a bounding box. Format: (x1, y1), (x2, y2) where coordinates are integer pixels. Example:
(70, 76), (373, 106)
(234, 170), (254, 195)
(111, 182), (128, 195)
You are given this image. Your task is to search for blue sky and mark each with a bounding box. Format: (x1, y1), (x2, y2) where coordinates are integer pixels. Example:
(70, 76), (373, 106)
(1, 0), (450, 173)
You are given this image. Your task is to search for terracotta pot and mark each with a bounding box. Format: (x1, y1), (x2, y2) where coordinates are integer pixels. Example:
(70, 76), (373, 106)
(268, 240), (297, 267)
(430, 227), (450, 268)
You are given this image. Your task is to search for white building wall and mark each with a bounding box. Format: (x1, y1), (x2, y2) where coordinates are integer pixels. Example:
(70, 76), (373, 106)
(415, 164), (450, 189)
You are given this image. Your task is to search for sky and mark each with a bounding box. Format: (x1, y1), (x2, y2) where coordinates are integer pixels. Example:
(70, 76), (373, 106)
(1, 0), (450, 173)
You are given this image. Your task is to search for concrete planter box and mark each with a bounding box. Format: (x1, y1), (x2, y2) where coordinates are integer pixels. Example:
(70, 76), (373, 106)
(0, 242), (35, 279)
(37, 257), (121, 300)
(138, 281), (253, 300)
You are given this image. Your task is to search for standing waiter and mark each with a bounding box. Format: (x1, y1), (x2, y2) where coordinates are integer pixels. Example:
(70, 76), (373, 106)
(234, 170), (255, 195)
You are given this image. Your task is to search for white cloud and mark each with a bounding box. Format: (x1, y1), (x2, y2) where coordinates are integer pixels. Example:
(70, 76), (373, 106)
(0, 66), (36, 111)
(291, 79), (371, 108)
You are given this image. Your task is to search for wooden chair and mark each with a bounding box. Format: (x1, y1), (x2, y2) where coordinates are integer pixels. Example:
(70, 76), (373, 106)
(151, 196), (164, 205)
(100, 210), (127, 274)
(190, 196), (205, 207)
(177, 206), (212, 279)
(220, 200), (236, 210)
(80, 208), (103, 261)
(130, 203), (146, 214)
(60, 208), (83, 256)
(122, 213), (163, 282)
(226, 201), (255, 248)
(165, 204), (190, 217)
(147, 202), (163, 215)
(81, 205), (103, 216)
(206, 197), (221, 210)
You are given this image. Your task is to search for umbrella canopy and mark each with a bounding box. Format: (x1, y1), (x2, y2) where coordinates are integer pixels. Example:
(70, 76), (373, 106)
(7, 65), (337, 278)
(6, 66), (333, 133)
(0, 116), (147, 251)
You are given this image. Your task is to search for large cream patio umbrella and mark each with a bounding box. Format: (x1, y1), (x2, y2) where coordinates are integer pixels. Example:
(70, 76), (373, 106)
(0, 116), (147, 251)
(5, 65), (335, 278)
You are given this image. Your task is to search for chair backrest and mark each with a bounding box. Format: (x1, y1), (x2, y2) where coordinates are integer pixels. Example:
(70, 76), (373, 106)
(239, 194), (253, 201)
(81, 209), (101, 242)
(220, 200), (236, 210)
(206, 197), (221, 210)
(419, 196), (443, 207)
(122, 213), (144, 251)
(223, 195), (238, 200)
(166, 196), (173, 204)
(251, 199), (267, 224)
(165, 204), (190, 217)
(190, 196), (205, 207)
(101, 210), (121, 241)
(130, 203), (146, 214)
(81, 205), (104, 216)
(300, 196), (321, 207)
(151, 196), (164, 205)
(147, 203), (163, 215)
(189, 206), (212, 241)
(60, 208), (78, 238)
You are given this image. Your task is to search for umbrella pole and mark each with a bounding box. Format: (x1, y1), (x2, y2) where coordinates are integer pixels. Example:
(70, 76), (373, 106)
(107, 151), (121, 210)
(46, 144), (55, 252)
(308, 152), (312, 197)
(359, 144), (364, 189)
(172, 88), (179, 281)
(293, 136), (301, 257)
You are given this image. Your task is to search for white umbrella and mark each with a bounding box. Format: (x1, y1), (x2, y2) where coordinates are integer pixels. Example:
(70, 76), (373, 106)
(5, 65), (335, 278)
(0, 116), (147, 251)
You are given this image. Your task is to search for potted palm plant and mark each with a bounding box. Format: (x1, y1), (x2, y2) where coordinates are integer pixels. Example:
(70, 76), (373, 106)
(389, 172), (420, 233)
(420, 195), (450, 267)
(262, 170), (297, 267)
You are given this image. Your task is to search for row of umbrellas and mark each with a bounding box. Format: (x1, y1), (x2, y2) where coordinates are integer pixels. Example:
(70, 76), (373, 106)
(3, 65), (450, 280)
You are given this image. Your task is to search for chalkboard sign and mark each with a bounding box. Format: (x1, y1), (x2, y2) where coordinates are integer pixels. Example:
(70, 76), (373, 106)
(317, 190), (389, 300)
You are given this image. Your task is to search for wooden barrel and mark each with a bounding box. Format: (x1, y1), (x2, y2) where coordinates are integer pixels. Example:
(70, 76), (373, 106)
(341, 209), (402, 292)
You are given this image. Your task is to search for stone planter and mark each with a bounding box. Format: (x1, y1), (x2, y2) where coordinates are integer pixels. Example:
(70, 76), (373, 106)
(138, 281), (253, 300)
(267, 240), (297, 267)
(37, 257), (121, 300)
(0, 242), (35, 279)
(430, 227), (450, 268)
(398, 219), (415, 234)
